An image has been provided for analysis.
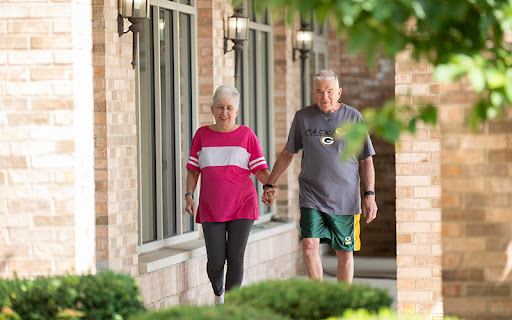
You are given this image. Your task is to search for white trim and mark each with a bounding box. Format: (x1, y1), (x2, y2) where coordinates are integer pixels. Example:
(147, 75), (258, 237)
(249, 156), (265, 166)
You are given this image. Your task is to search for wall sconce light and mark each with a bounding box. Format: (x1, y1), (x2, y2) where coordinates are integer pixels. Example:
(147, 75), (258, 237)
(118, 0), (150, 69)
(223, 7), (249, 80)
(293, 21), (314, 61)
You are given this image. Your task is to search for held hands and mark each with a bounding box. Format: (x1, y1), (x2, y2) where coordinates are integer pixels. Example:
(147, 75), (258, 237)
(185, 196), (196, 216)
(262, 185), (279, 207)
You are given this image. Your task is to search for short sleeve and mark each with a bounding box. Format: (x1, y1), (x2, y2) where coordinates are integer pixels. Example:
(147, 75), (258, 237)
(247, 129), (268, 174)
(356, 113), (376, 160)
(186, 129), (202, 172)
(284, 112), (302, 154)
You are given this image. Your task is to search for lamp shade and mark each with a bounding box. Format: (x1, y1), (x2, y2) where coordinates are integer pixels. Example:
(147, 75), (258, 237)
(295, 30), (314, 51)
(226, 14), (249, 41)
(122, 0), (150, 19)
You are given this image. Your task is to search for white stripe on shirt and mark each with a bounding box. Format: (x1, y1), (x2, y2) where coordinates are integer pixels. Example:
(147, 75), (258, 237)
(249, 156), (265, 166)
(198, 146), (250, 170)
(249, 160), (267, 171)
(187, 159), (199, 168)
(188, 157), (199, 166)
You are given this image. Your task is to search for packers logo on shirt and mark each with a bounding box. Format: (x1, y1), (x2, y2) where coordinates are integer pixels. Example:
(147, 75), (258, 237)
(320, 135), (335, 146)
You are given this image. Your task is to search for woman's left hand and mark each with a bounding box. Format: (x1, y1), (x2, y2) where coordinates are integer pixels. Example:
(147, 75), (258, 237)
(185, 196), (196, 216)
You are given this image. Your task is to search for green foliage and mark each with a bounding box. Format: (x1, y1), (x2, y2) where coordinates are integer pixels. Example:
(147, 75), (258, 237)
(326, 308), (466, 320)
(249, 0), (512, 148)
(132, 304), (289, 320)
(337, 101), (436, 161)
(224, 278), (392, 320)
(0, 271), (145, 320)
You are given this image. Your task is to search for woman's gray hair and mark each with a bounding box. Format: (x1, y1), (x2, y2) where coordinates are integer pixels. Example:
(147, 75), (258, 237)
(313, 70), (340, 88)
(212, 85), (240, 110)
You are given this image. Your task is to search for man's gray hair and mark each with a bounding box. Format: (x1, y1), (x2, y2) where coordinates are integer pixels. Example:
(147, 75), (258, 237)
(313, 70), (340, 88)
(213, 85), (240, 109)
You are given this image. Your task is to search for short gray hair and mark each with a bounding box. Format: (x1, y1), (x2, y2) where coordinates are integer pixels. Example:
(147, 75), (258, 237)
(212, 85), (240, 109)
(313, 70), (340, 88)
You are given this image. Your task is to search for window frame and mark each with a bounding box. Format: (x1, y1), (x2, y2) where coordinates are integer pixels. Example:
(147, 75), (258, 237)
(136, 0), (200, 254)
(302, 18), (329, 107)
(237, 2), (275, 221)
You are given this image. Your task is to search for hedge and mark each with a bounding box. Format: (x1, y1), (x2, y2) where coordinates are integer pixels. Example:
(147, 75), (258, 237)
(224, 278), (393, 320)
(0, 271), (145, 320)
(132, 304), (289, 320)
(327, 308), (466, 320)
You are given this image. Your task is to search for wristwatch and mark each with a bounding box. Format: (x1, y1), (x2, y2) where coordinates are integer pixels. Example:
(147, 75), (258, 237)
(184, 192), (193, 199)
(364, 191), (375, 197)
(263, 184), (276, 190)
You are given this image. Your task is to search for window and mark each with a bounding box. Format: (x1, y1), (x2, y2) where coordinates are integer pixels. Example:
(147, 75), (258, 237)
(236, 1), (275, 218)
(138, 0), (198, 252)
(302, 18), (328, 107)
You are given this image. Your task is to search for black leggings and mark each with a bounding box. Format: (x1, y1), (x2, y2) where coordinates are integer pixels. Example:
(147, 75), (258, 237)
(202, 219), (254, 296)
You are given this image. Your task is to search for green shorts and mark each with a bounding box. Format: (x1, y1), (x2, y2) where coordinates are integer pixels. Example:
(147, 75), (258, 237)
(299, 207), (361, 252)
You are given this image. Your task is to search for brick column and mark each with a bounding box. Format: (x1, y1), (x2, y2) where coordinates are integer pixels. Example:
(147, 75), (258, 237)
(440, 79), (512, 319)
(0, 0), (95, 276)
(93, 0), (139, 276)
(395, 48), (443, 317)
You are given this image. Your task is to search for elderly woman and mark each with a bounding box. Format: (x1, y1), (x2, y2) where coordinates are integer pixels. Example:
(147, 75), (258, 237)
(184, 85), (275, 305)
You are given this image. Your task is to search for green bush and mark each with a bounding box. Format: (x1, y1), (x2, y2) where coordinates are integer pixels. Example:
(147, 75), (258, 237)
(131, 304), (289, 320)
(225, 278), (393, 320)
(0, 271), (145, 320)
(327, 308), (466, 320)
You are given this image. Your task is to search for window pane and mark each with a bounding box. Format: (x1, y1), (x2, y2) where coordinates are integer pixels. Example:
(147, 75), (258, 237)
(235, 49), (245, 125)
(160, 9), (177, 238)
(319, 52), (327, 70)
(249, 29), (257, 132)
(139, 10), (157, 243)
(179, 13), (195, 233)
(261, 32), (271, 214)
(179, 0), (191, 4)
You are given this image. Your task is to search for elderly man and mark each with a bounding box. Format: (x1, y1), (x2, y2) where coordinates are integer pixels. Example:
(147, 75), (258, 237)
(263, 70), (378, 283)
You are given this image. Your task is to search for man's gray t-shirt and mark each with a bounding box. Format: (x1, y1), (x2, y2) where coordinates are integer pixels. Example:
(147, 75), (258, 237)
(285, 103), (376, 215)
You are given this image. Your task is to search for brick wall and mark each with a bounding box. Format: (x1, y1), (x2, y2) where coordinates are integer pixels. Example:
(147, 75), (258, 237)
(0, 0), (95, 276)
(336, 39), (397, 257)
(395, 48), (443, 318)
(92, 0), (139, 276)
(439, 78), (512, 319)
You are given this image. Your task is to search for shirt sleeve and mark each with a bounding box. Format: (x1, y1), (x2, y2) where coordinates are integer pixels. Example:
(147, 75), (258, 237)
(357, 113), (376, 160)
(284, 112), (302, 154)
(186, 129), (202, 172)
(247, 128), (268, 174)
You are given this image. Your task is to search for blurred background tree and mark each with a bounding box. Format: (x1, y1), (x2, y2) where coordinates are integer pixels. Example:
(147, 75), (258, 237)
(247, 0), (512, 153)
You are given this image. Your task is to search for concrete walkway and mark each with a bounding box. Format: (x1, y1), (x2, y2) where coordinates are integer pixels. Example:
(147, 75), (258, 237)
(321, 255), (398, 311)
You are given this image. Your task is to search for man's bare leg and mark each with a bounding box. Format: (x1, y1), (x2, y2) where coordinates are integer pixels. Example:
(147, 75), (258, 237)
(301, 238), (323, 280)
(335, 250), (354, 284)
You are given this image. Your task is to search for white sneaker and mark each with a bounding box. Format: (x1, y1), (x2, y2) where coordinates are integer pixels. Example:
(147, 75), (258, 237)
(214, 293), (224, 305)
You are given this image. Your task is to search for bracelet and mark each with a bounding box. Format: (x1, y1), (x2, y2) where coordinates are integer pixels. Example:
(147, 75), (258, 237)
(263, 184), (276, 190)
(184, 192), (193, 199)
(364, 191), (375, 197)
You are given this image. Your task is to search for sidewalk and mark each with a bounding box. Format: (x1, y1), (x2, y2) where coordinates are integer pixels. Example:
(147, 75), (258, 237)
(321, 255), (397, 311)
